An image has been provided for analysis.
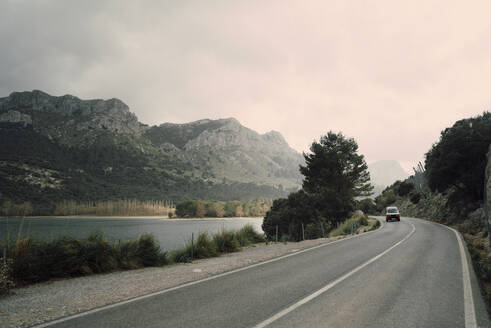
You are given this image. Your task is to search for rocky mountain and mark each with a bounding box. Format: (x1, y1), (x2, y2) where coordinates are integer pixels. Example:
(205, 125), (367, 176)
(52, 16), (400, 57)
(368, 160), (409, 197)
(0, 90), (302, 213)
(145, 118), (302, 187)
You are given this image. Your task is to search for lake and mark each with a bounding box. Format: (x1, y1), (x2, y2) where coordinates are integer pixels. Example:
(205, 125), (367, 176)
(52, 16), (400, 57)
(0, 217), (264, 251)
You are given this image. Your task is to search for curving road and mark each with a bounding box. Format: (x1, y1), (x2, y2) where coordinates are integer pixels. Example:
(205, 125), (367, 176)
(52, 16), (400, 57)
(35, 217), (490, 328)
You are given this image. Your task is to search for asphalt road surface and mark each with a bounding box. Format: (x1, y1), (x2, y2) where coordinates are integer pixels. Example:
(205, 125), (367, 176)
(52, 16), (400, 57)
(36, 217), (490, 328)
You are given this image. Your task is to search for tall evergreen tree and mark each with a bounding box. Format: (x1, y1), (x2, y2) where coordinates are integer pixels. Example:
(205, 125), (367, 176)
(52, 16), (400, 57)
(300, 132), (373, 220)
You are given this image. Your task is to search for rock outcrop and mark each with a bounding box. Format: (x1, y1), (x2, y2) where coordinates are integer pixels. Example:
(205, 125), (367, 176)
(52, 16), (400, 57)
(0, 90), (147, 139)
(155, 118), (303, 188)
(0, 110), (32, 127)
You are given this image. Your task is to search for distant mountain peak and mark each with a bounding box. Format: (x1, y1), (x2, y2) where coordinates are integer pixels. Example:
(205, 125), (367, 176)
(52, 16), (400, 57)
(368, 160), (410, 196)
(2, 90), (131, 115)
(262, 130), (288, 145)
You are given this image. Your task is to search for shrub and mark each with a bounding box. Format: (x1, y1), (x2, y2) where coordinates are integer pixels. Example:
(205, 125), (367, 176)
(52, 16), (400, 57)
(175, 200), (199, 217)
(304, 220), (331, 239)
(236, 224), (265, 244)
(135, 234), (167, 266)
(356, 198), (378, 215)
(0, 259), (14, 295)
(410, 192), (422, 204)
(11, 237), (51, 282)
(459, 217), (484, 235)
(8, 232), (169, 285)
(5, 225), (264, 287)
(262, 190), (321, 241)
(213, 229), (240, 253)
(204, 202), (218, 217)
(169, 246), (193, 263)
(170, 226), (264, 262)
(369, 220), (381, 231)
(44, 237), (86, 277)
(194, 232), (218, 258)
(119, 239), (141, 269)
(329, 215), (364, 237)
(280, 235), (290, 243)
(81, 232), (118, 274)
(169, 231), (218, 263)
(462, 233), (490, 307)
(357, 215), (369, 226)
(397, 181), (415, 196)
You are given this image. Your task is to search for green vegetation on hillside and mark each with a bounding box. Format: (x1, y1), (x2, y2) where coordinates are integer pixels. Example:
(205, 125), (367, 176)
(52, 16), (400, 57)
(425, 112), (491, 217)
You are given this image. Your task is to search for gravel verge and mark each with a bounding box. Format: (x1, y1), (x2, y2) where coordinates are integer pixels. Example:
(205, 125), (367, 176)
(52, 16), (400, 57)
(0, 234), (360, 328)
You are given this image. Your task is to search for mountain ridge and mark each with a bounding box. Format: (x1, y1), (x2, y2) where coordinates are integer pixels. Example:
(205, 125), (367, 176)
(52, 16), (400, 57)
(0, 90), (302, 213)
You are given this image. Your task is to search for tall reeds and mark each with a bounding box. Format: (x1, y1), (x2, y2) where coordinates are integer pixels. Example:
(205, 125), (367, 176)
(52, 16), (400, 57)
(53, 200), (175, 216)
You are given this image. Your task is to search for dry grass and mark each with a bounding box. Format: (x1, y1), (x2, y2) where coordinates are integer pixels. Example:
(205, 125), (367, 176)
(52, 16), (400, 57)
(329, 213), (371, 237)
(53, 200), (175, 216)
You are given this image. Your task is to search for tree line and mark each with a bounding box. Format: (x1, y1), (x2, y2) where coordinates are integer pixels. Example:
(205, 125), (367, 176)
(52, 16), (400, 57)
(175, 200), (272, 218)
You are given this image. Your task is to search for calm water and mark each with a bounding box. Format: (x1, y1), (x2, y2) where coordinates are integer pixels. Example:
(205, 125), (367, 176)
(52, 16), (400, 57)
(0, 217), (264, 251)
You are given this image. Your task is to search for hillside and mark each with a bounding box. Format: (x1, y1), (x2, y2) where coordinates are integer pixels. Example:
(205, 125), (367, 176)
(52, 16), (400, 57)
(0, 90), (303, 214)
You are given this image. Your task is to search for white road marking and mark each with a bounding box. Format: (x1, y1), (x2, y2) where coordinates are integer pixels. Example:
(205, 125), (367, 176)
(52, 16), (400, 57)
(443, 225), (477, 328)
(32, 219), (385, 328)
(253, 222), (416, 328)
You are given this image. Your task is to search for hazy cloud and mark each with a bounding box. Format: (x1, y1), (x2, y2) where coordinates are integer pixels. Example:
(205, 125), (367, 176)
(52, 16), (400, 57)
(1, 0), (491, 172)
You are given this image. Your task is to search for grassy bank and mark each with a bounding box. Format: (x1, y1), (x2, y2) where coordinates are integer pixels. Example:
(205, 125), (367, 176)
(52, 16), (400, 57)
(329, 212), (379, 237)
(169, 225), (265, 263)
(0, 224), (264, 295)
(458, 218), (491, 312)
(463, 232), (490, 310)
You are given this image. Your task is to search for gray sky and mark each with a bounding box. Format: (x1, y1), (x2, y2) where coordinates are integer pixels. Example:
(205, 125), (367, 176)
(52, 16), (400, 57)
(1, 0), (491, 173)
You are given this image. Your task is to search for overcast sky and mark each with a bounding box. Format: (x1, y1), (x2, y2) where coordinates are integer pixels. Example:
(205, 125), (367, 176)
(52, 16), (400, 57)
(1, 0), (491, 173)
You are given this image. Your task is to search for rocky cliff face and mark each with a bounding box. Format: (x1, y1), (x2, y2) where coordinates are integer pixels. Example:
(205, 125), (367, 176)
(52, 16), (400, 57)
(147, 117), (303, 188)
(0, 90), (147, 146)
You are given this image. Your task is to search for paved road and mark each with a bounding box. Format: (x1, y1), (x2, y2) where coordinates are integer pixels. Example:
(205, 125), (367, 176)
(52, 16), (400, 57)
(37, 218), (490, 328)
